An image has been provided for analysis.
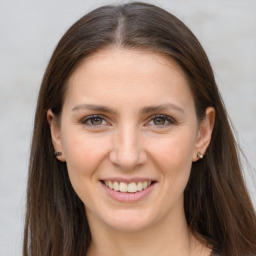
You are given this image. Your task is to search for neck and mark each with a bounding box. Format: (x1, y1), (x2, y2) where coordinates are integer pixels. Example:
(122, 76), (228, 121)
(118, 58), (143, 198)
(86, 207), (210, 256)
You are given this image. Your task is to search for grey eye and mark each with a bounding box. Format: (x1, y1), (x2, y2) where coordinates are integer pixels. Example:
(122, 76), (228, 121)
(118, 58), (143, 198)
(153, 117), (166, 125)
(147, 114), (176, 127)
(82, 115), (107, 126)
(90, 116), (103, 125)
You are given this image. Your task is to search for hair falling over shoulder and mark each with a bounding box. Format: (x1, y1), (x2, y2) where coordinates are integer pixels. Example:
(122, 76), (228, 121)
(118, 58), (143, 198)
(23, 2), (256, 256)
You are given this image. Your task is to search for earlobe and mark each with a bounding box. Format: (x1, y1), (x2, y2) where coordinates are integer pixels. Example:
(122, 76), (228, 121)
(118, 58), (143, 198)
(193, 107), (215, 162)
(47, 109), (66, 162)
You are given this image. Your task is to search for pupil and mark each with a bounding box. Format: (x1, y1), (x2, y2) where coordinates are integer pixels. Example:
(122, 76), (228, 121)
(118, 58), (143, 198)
(154, 117), (165, 125)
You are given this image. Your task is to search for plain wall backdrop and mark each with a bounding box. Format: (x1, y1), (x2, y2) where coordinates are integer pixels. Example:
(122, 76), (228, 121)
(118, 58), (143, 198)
(0, 0), (255, 255)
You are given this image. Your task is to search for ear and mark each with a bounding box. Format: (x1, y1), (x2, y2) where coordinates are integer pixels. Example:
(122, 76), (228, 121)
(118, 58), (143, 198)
(192, 107), (215, 162)
(47, 109), (66, 162)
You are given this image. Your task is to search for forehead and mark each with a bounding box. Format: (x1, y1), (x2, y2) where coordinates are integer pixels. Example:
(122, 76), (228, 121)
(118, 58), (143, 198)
(69, 47), (187, 85)
(64, 47), (194, 111)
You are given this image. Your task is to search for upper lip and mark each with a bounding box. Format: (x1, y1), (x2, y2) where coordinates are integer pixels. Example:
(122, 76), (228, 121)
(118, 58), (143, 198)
(100, 177), (157, 183)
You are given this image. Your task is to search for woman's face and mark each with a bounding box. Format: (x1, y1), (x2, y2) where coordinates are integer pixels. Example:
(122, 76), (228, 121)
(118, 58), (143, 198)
(48, 48), (214, 232)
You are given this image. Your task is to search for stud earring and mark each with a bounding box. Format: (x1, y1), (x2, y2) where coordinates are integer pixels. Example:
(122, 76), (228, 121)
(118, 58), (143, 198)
(55, 151), (62, 157)
(197, 152), (204, 159)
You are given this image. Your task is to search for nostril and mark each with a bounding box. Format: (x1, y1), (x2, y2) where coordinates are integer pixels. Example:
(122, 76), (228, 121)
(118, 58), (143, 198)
(109, 150), (147, 171)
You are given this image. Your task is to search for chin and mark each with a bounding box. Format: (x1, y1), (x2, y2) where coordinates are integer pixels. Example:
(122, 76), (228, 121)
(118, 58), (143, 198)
(101, 209), (156, 232)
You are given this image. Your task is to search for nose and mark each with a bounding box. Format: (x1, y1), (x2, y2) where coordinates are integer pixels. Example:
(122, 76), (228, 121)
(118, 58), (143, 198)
(109, 124), (147, 171)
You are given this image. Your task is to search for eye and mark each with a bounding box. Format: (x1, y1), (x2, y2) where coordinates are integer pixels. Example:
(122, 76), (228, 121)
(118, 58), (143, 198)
(148, 115), (176, 127)
(153, 116), (166, 125)
(82, 115), (107, 126)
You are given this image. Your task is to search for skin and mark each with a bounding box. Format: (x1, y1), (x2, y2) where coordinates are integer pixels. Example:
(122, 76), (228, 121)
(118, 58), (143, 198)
(48, 48), (215, 256)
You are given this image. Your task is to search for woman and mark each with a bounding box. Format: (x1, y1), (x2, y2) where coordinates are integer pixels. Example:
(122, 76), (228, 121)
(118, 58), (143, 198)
(23, 2), (256, 256)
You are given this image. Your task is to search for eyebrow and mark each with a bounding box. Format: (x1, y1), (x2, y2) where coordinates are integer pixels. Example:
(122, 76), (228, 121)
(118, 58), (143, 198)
(72, 104), (116, 114)
(72, 103), (185, 114)
(141, 103), (185, 114)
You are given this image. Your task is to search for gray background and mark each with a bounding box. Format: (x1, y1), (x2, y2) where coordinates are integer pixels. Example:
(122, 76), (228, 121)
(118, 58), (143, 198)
(0, 0), (255, 255)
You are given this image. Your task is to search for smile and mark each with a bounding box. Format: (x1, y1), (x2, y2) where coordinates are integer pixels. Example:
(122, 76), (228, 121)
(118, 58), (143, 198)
(103, 180), (153, 193)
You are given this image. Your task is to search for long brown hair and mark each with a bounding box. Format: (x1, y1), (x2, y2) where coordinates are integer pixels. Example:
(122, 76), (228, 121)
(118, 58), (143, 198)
(23, 2), (256, 256)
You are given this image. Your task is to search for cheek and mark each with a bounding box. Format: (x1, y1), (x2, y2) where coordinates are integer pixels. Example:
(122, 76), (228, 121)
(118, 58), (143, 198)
(61, 131), (110, 196)
(147, 131), (195, 188)
(61, 135), (110, 210)
(149, 131), (195, 166)
(62, 130), (109, 171)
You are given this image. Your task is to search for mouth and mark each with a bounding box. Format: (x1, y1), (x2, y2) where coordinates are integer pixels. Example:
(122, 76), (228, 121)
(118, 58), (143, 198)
(101, 180), (156, 193)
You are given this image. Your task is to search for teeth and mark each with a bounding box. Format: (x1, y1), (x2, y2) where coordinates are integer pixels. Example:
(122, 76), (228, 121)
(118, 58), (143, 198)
(142, 181), (147, 189)
(103, 180), (153, 193)
(113, 181), (119, 191)
(127, 182), (137, 193)
(137, 182), (143, 191)
(119, 182), (128, 192)
(108, 181), (113, 189)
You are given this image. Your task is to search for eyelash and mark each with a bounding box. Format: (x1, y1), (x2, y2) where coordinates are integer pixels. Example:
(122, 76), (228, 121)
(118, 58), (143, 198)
(147, 114), (176, 127)
(81, 114), (176, 127)
(81, 115), (108, 126)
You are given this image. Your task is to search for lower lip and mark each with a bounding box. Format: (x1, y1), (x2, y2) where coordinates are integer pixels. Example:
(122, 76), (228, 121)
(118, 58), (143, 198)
(101, 182), (156, 203)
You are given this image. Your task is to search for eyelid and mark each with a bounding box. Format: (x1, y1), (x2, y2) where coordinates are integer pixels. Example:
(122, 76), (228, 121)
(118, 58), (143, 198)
(146, 114), (176, 126)
(81, 114), (109, 126)
(80, 114), (176, 127)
